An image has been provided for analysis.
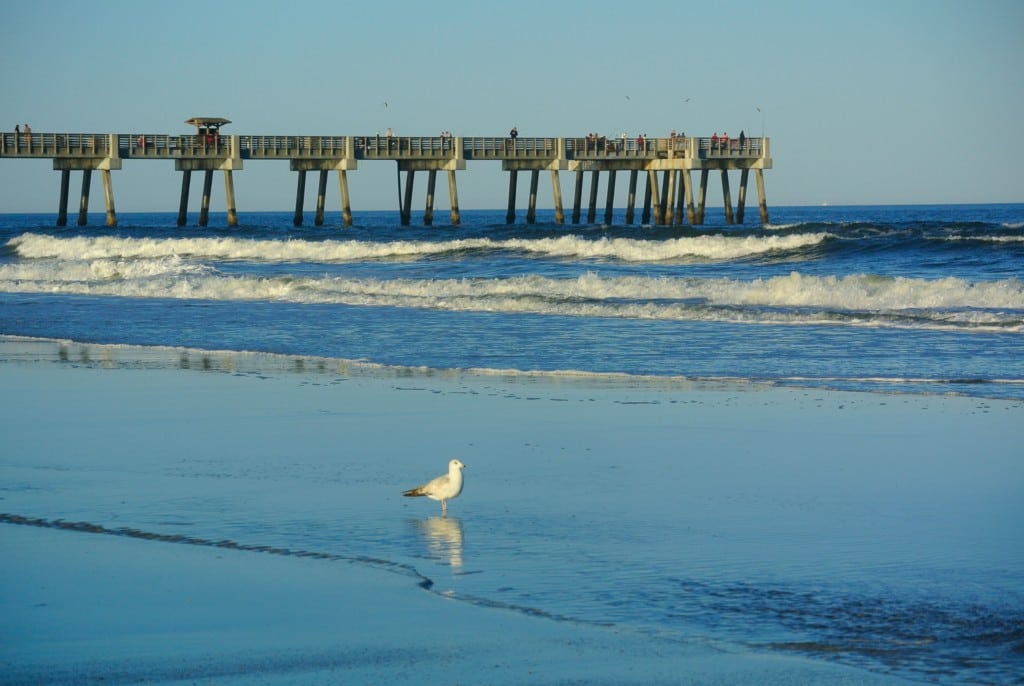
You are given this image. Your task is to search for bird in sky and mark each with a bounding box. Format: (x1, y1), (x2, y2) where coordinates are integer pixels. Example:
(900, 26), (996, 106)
(402, 459), (466, 515)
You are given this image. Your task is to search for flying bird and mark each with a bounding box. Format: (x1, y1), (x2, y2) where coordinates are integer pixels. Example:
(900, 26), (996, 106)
(403, 459), (466, 515)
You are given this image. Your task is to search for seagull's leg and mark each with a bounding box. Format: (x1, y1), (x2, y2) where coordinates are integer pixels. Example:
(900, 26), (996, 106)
(441, 499), (447, 516)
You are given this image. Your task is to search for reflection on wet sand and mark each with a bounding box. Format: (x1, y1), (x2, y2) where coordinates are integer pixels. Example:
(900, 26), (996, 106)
(413, 516), (463, 569)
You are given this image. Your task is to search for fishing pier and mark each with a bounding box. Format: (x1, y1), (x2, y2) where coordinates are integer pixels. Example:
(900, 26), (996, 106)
(0, 119), (772, 228)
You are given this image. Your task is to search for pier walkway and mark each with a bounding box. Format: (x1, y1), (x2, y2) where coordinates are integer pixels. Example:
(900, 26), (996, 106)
(0, 128), (771, 228)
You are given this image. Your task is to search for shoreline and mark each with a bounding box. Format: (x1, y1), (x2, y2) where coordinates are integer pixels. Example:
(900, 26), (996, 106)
(2, 336), (1019, 684)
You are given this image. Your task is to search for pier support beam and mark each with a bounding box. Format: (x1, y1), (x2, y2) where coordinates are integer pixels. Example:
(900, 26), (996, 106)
(697, 170), (709, 225)
(57, 169), (70, 227)
(660, 171), (671, 225)
(649, 170), (662, 226)
(505, 170), (518, 224)
(572, 170), (583, 224)
(174, 141), (244, 227)
(551, 170), (564, 224)
(101, 169), (117, 227)
(526, 170), (539, 224)
(683, 170), (696, 225)
(447, 170), (460, 226)
(224, 170), (238, 227)
(625, 170), (638, 224)
(736, 169), (749, 224)
(721, 170), (734, 225)
(198, 170), (214, 227)
(177, 170), (192, 227)
(424, 170), (437, 226)
(314, 170), (328, 226)
(401, 170), (415, 226)
(293, 170), (307, 227)
(755, 169), (769, 224)
(338, 170), (353, 227)
(77, 169), (92, 227)
(587, 171), (599, 224)
(604, 170), (616, 225)
(641, 172), (652, 225)
(665, 170), (677, 226)
(674, 171), (686, 226)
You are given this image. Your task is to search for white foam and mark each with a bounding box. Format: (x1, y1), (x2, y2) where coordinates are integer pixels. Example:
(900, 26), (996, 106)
(8, 231), (830, 264)
(2, 255), (1021, 332)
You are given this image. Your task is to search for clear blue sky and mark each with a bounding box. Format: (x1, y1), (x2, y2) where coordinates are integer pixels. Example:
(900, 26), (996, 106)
(2, 0), (1022, 213)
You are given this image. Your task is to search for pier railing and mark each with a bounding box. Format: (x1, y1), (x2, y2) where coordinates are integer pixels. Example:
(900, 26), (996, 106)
(1, 132), (767, 163)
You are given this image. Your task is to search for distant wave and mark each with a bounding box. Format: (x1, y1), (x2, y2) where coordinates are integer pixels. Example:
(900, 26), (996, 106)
(2, 258), (1021, 332)
(7, 231), (829, 264)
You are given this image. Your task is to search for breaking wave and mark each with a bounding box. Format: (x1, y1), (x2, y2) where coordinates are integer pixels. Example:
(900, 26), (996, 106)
(2, 255), (1021, 332)
(7, 231), (829, 264)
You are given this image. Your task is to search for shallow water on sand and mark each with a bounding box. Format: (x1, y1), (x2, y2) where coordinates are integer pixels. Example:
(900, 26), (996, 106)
(1, 339), (1021, 683)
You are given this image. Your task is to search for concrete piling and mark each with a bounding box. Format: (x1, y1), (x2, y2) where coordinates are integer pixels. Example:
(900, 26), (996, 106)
(177, 170), (191, 227)
(77, 169), (91, 227)
(102, 169), (117, 227)
(57, 169), (70, 227)
(505, 170), (517, 224)
(314, 170), (328, 226)
(721, 171), (734, 225)
(551, 170), (564, 225)
(424, 170), (437, 226)
(199, 170), (213, 227)
(447, 170), (460, 226)
(293, 170), (306, 227)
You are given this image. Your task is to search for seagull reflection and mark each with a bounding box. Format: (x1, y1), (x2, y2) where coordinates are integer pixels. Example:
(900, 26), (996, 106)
(413, 516), (464, 569)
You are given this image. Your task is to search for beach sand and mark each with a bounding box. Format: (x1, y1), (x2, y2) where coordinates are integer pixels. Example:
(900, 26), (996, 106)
(2, 338), (1020, 684)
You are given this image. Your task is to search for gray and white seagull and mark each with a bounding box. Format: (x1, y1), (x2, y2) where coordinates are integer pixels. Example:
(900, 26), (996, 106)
(402, 459), (465, 515)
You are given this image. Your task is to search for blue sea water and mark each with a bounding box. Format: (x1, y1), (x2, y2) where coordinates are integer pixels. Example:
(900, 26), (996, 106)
(1, 204), (1023, 684)
(1, 203), (1023, 399)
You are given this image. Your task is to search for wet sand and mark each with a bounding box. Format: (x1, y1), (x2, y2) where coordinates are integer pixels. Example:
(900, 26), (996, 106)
(3, 338), (1020, 684)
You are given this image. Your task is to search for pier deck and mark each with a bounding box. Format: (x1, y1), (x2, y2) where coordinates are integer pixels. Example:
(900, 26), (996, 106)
(0, 131), (771, 227)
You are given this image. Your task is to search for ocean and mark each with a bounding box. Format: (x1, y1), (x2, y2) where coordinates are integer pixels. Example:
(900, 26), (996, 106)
(2, 203), (1023, 684)
(1, 204), (1023, 400)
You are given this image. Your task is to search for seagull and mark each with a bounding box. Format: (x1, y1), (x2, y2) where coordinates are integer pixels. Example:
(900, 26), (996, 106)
(402, 459), (465, 515)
